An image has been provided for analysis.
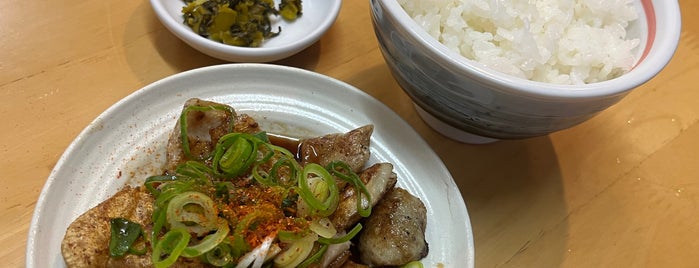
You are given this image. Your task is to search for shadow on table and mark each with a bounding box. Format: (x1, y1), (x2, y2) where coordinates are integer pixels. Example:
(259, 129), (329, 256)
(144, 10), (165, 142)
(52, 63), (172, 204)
(346, 63), (570, 267)
(444, 137), (569, 267)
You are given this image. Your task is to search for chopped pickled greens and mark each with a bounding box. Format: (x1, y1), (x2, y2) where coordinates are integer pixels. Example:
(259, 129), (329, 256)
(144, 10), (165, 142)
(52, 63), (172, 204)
(279, 0), (302, 20)
(182, 0), (303, 47)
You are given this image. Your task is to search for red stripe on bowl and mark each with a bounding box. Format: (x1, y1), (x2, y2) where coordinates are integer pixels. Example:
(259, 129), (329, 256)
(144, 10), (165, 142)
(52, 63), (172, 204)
(638, 0), (656, 64)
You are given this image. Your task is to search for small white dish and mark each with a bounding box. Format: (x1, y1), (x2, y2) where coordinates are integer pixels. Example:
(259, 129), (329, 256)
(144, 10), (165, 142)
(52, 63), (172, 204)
(26, 63), (474, 267)
(150, 0), (342, 62)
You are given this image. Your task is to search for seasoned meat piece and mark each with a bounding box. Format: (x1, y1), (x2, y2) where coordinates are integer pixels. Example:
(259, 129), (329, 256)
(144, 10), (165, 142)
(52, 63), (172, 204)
(330, 163), (397, 232)
(61, 186), (153, 267)
(319, 241), (352, 268)
(358, 187), (428, 266)
(165, 98), (235, 172)
(165, 98), (261, 173)
(299, 125), (373, 174)
(61, 186), (148, 267)
(233, 113), (261, 134)
(61, 186), (204, 267)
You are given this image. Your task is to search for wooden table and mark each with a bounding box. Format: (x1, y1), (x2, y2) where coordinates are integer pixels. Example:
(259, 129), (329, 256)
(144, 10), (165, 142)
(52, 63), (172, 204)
(2, 0), (697, 267)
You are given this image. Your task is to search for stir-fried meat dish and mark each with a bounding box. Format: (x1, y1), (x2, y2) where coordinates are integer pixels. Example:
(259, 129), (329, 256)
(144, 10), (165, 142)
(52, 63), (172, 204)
(60, 98), (428, 267)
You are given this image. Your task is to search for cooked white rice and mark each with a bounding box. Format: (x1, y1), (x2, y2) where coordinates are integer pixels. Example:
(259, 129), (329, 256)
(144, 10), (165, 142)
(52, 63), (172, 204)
(398, 0), (640, 84)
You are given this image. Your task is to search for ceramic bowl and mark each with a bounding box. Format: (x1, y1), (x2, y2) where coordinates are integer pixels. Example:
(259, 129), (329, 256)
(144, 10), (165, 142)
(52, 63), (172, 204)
(151, 0), (342, 62)
(370, 0), (681, 143)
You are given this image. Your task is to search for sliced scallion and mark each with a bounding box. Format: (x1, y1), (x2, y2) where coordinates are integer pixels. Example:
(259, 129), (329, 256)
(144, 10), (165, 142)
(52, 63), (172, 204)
(273, 233), (317, 268)
(166, 191), (218, 236)
(327, 161), (372, 217)
(152, 228), (190, 268)
(181, 219), (230, 258)
(213, 133), (258, 178)
(297, 244), (328, 268)
(297, 163), (339, 218)
(318, 223), (363, 245)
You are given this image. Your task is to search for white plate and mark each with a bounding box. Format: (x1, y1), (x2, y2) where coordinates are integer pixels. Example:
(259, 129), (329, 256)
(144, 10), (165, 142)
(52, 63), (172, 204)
(26, 63), (474, 267)
(150, 0), (342, 62)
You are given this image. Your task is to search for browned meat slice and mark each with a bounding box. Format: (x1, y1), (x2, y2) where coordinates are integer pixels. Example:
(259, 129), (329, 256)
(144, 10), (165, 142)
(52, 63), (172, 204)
(329, 163), (397, 232)
(233, 113), (261, 134)
(299, 125), (373, 174)
(165, 98), (261, 173)
(358, 187), (428, 266)
(61, 186), (205, 267)
(61, 186), (154, 267)
(318, 241), (352, 268)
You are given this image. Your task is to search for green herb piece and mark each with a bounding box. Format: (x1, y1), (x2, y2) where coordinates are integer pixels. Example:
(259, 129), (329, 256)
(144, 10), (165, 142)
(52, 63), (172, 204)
(109, 218), (146, 258)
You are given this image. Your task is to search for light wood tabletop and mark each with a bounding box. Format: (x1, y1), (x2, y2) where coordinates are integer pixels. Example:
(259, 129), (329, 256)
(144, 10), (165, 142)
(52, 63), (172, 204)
(2, 0), (698, 267)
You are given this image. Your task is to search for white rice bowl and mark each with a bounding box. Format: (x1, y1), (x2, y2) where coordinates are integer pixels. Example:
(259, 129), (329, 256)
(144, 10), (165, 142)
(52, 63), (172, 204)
(398, 0), (640, 85)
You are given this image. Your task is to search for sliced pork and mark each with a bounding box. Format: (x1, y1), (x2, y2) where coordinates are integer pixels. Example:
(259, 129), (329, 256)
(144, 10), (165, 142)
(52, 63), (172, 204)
(358, 187), (428, 266)
(165, 98), (260, 173)
(330, 163), (397, 232)
(299, 125), (373, 174)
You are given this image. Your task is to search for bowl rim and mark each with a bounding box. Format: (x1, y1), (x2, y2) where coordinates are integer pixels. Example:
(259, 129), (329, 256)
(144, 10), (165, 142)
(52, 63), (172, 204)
(374, 0), (682, 100)
(150, 0), (343, 62)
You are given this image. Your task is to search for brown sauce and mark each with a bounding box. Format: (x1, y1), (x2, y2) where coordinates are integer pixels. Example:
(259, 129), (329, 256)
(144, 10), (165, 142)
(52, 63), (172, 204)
(266, 133), (320, 164)
(266, 133), (302, 159)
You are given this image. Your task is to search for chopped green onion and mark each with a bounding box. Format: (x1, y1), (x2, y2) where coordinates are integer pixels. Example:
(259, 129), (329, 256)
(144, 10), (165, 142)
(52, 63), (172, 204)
(252, 156), (299, 187)
(327, 161), (372, 217)
(229, 233), (251, 259)
(213, 133), (258, 178)
(151, 206), (167, 246)
(253, 142), (276, 164)
(175, 161), (214, 183)
(202, 242), (234, 267)
(150, 178), (200, 243)
(214, 181), (234, 203)
(166, 191), (218, 236)
(318, 223), (363, 245)
(233, 210), (269, 236)
(297, 163), (339, 217)
(109, 218), (146, 257)
(144, 175), (179, 197)
(152, 228), (190, 268)
(181, 219), (230, 257)
(278, 229), (308, 243)
(309, 217), (336, 239)
(225, 210), (271, 257)
(267, 143), (296, 159)
(252, 131), (271, 143)
(273, 233), (317, 268)
(297, 244), (328, 268)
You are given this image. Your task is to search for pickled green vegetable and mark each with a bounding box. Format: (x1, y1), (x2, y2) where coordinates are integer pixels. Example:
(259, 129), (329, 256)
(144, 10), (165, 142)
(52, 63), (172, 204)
(279, 0), (302, 20)
(181, 0), (303, 47)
